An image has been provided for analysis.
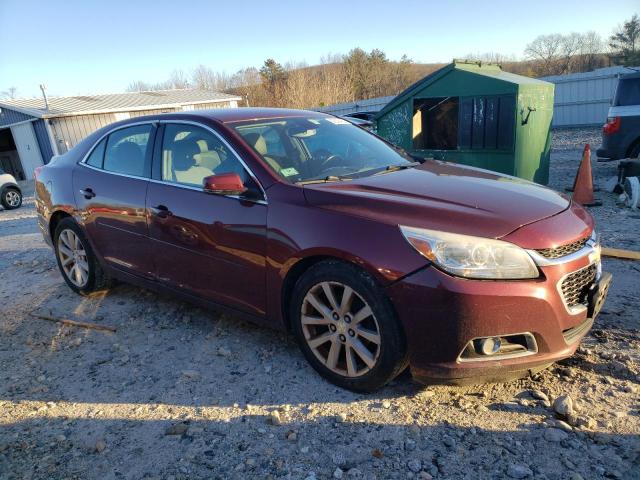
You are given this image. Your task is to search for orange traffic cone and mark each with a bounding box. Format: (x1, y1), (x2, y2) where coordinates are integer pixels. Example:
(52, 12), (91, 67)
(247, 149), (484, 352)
(571, 144), (601, 206)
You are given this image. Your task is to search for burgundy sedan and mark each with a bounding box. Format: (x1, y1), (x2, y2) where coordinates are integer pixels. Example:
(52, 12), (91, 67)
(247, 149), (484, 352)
(34, 108), (611, 392)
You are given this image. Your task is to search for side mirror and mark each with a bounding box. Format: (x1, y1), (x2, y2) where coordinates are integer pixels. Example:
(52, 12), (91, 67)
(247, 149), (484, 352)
(203, 173), (247, 196)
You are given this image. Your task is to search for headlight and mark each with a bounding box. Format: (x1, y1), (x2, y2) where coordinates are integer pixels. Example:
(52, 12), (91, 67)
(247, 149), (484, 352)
(399, 226), (539, 279)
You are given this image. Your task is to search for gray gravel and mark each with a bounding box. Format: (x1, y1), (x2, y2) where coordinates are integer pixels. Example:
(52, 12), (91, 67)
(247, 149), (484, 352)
(0, 128), (638, 479)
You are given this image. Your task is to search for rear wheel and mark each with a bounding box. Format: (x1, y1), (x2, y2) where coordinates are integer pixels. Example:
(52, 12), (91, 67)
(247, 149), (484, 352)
(290, 260), (408, 392)
(54, 218), (111, 295)
(629, 141), (640, 159)
(1, 188), (22, 209)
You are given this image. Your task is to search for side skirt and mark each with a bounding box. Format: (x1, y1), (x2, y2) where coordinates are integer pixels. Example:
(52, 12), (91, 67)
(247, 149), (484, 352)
(104, 265), (281, 331)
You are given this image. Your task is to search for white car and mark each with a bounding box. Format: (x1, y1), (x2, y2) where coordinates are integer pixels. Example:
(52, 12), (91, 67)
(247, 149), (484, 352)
(0, 169), (22, 210)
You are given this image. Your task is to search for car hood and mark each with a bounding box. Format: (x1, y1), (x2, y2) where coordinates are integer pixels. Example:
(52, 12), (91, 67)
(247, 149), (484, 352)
(302, 160), (570, 240)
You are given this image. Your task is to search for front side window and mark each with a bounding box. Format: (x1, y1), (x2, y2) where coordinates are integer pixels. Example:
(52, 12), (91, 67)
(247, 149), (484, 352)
(103, 125), (152, 177)
(161, 123), (251, 187)
(232, 116), (414, 183)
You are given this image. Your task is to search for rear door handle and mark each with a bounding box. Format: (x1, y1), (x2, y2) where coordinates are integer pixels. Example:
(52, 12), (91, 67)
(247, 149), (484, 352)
(150, 204), (172, 218)
(79, 188), (95, 199)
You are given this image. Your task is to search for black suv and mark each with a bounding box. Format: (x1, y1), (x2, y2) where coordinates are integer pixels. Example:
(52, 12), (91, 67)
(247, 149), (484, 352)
(597, 72), (640, 160)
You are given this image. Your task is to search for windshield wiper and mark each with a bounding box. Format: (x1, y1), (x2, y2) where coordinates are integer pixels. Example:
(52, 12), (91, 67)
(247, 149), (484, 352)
(297, 175), (345, 185)
(375, 162), (421, 175)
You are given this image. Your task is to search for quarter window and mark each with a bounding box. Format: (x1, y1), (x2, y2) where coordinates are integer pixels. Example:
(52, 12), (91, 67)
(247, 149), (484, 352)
(103, 125), (152, 177)
(85, 138), (106, 168)
(161, 123), (251, 188)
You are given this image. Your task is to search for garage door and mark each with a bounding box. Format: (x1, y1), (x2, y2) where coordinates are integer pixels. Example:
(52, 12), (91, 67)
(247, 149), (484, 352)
(10, 122), (43, 180)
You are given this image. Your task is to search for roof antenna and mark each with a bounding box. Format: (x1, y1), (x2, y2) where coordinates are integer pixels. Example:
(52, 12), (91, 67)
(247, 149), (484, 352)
(39, 84), (50, 111)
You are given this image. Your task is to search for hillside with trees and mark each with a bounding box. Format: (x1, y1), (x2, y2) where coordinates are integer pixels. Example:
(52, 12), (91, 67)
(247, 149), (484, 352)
(121, 13), (639, 110)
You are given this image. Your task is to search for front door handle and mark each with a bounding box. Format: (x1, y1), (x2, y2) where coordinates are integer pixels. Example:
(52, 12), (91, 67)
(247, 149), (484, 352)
(150, 204), (172, 218)
(79, 188), (95, 199)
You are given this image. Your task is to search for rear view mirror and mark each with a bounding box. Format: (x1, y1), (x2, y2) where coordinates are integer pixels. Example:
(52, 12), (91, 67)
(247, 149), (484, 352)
(203, 173), (247, 196)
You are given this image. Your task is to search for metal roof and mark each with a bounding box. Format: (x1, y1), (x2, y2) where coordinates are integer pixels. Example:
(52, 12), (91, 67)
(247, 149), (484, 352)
(0, 89), (242, 119)
(541, 65), (639, 83)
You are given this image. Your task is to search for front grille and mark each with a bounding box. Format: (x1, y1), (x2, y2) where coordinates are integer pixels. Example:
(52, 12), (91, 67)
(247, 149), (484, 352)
(536, 237), (588, 259)
(561, 264), (597, 308)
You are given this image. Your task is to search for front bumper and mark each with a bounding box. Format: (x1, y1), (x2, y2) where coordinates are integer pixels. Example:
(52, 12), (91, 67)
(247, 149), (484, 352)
(386, 252), (611, 384)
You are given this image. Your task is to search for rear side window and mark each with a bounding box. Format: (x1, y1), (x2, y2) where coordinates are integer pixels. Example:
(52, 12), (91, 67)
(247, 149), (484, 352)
(85, 138), (106, 168)
(104, 125), (152, 177)
(614, 78), (640, 107)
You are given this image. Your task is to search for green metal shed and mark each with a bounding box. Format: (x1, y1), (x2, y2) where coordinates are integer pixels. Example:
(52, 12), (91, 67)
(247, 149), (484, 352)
(375, 61), (555, 184)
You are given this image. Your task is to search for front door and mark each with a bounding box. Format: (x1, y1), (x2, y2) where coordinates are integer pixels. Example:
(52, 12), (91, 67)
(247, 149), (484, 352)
(146, 122), (267, 316)
(73, 123), (156, 278)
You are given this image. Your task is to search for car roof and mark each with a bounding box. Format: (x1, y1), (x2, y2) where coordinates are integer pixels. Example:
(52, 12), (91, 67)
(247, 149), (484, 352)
(131, 107), (329, 124)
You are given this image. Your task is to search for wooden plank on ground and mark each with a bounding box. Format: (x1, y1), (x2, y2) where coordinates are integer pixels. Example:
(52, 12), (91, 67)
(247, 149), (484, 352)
(29, 312), (116, 332)
(601, 247), (640, 261)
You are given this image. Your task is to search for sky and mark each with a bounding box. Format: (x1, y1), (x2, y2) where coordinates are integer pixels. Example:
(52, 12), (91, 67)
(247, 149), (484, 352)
(0, 0), (637, 98)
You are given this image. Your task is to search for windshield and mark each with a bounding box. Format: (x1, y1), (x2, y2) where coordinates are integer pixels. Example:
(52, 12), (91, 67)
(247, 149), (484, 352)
(232, 116), (415, 183)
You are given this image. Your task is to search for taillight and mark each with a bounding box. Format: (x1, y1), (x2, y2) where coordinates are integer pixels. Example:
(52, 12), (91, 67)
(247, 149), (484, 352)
(34, 165), (44, 178)
(603, 116), (621, 135)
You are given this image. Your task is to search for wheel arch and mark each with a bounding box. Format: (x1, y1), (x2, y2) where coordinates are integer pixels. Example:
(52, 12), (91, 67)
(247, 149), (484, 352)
(279, 252), (396, 331)
(626, 136), (640, 158)
(1, 183), (21, 197)
(49, 210), (74, 242)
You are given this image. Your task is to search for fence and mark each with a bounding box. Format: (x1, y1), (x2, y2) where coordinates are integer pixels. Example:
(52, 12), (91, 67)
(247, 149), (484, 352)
(542, 66), (639, 127)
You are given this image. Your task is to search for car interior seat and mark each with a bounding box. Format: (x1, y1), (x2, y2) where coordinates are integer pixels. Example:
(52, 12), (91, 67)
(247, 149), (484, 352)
(171, 138), (214, 186)
(108, 141), (144, 176)
(244, 132), (282, 173)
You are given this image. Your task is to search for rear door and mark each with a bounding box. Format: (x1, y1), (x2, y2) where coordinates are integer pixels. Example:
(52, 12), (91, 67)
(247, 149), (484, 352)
(73, 122), (156, 278)
(146, 121), (268, 315)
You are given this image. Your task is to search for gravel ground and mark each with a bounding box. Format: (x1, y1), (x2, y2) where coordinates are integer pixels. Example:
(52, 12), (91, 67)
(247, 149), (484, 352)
(0, 127), (638, 480)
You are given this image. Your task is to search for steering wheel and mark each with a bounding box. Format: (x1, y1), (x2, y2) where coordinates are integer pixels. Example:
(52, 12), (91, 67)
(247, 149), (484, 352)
(319, 154), (346, 171)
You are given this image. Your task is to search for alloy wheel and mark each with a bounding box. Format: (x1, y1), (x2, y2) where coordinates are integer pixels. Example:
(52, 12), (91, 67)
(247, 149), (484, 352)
(57, 229), (89, 287)
(301, 281), (381, 377)
(5, 191), (20, 207)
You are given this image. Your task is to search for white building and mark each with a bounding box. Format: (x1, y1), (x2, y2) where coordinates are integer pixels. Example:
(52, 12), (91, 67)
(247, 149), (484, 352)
(0, 89), (241, 180)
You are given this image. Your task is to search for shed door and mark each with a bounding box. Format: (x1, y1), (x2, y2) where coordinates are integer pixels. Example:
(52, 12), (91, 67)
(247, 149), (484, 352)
(10, 122), (43, 180)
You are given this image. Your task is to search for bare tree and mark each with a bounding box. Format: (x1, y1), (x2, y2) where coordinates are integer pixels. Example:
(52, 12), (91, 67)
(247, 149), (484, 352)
(462, 52), (517, 64)
(557, 32), (583, 74)
(578, 31), (605, 71)
(126, 81), (152, 92)
(0, 87), (18, 99)
(166, 70), (190, 89)
(192, 65), (231, 91)
(524, 34), (565, 75)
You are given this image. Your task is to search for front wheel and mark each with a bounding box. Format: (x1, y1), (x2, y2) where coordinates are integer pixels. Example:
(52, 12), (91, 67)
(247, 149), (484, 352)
(54, 218), (111, 295)
(290, 260), (408, 392)
(1, 188), (22, 209)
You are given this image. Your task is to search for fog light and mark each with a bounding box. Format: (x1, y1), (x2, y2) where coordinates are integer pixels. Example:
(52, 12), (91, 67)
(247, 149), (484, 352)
(475, 337), (501, 355)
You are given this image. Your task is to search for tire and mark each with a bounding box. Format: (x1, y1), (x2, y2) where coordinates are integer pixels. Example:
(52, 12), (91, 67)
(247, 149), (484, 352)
(290, 260), (408, 392)
(53, 217), (111, 295)
(629, 141), (640, 159)
(1, 187), (22, 210)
